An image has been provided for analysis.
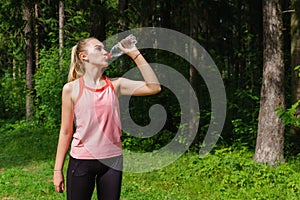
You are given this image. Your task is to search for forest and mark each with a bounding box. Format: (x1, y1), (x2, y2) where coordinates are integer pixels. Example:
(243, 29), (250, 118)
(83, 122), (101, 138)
(1, 0), (300, 199)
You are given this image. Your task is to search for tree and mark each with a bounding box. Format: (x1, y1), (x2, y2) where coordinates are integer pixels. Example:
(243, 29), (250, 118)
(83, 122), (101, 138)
(59, 0), (64, 69)
(34, 2), (39, 70)
(89, 1), (107, 41)
(254, 0), (285, 165)
(290, 0), (300, 138)
(118, 0), (128, 32)
(189, 0), (203, 146)
(24, 0), (34, 121)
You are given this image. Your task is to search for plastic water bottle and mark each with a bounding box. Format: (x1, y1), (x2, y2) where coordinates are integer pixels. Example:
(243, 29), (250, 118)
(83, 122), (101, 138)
(109, 44), (123, 58)
(108, 34), (137, 59)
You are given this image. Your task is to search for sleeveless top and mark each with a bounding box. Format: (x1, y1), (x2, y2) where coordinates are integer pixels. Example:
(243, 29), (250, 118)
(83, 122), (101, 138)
(70, 76), (122, 159)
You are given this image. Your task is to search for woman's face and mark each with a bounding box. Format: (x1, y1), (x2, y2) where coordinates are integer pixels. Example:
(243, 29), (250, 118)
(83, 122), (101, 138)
(85, 39), (109, 67)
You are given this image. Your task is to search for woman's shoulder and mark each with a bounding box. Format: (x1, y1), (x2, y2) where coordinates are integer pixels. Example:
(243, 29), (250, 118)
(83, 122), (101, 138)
(62, 79), (79, 93)
(63, 81), (73, 91)
(107, 76), (120, 82)
(107, 76), (121, 87)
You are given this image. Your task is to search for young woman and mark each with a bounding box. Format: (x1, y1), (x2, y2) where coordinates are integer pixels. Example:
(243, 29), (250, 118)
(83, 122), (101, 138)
(53, 37), (161, 200)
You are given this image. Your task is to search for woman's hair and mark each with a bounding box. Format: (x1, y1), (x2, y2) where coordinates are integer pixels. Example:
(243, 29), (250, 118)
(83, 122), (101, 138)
(68, 37), (96, 82)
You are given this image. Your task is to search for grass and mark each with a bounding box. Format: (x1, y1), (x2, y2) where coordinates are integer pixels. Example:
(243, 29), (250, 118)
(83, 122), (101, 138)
(1, 121), (300, 199)
(0, 121), (65, 200)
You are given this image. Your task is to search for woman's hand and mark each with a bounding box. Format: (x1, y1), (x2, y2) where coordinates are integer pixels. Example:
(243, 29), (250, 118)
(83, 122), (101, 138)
(53, 171), (65, 193)
(118, 42), (140, 59)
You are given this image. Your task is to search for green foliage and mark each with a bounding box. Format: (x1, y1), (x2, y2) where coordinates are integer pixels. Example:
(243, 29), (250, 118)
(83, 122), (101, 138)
(64, 10), (90, 41)
(295, 65), (300, 77)
(34, 47), (69, 128)
(0, 120), (58, 167)
(0, 0), (295, 157)
(231, 118), (257, 148)
(2, 124), (300, 199)
(276, 66), (300, 128)
(122, 130), (176, 152)
(276, 100), (300, 127)
(227, 88), (260, 148)
(0, 71), (26, 120)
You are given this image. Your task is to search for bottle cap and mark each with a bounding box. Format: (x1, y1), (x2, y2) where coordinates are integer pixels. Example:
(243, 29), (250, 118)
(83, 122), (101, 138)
(107, 53), (112, 59)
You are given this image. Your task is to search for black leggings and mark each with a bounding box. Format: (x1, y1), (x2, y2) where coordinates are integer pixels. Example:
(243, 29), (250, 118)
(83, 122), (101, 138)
(67, 155), (123, 200)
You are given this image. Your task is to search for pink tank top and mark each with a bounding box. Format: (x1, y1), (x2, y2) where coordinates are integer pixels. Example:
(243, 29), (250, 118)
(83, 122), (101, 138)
(70, 76), (122, 159)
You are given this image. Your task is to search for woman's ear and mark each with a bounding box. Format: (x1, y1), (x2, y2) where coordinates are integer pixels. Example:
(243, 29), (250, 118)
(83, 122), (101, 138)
(79, 52), (89, 62)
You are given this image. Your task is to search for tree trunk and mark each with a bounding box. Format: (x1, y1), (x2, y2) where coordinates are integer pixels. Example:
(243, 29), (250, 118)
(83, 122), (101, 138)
(90, 1), (106, 41)
(189, 0), (201, 146)
(117, 0), (129, 72)
(24, 1), (34, 121)
(13, 51), (16, 80)
(160, 1), (171, 28)
(291, 0), (300, 137)
(59, 0), (64, 69)
(34, 2), (39, 69)
(118, 0), (128, 32)
(254, 0), (285, 166)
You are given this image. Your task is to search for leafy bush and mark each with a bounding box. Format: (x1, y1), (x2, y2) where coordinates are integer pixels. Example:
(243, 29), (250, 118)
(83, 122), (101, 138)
(34, 47), (69, 128)
(226, 88), (260, 149)
(122, 146), (300, 199)
(276, 100), (300, 128)
(0, 70), (26, 120)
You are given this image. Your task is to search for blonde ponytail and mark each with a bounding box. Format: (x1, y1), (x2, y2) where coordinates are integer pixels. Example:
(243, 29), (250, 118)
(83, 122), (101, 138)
(68, 45), (84, 82)
(68, 37), (96, 82)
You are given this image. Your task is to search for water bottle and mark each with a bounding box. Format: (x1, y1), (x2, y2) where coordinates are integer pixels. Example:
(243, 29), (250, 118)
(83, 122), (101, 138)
(108, 34), (137, 59)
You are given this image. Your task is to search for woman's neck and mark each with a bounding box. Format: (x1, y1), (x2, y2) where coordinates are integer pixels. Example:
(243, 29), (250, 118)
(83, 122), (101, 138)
(83, 66), (104, 87)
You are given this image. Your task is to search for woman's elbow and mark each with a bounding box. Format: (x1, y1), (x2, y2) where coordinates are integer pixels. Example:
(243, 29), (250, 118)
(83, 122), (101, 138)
(156, 85), (162, 93)
(149, 84), (161, 95)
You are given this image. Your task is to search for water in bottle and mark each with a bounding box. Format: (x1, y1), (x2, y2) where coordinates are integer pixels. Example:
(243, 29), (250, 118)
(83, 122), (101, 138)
(108, 34), (137, 59)
(109, 44), (123, 58)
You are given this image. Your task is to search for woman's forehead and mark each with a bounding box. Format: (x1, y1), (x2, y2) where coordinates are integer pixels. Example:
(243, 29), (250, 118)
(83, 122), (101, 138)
(89, 39), (103, 46)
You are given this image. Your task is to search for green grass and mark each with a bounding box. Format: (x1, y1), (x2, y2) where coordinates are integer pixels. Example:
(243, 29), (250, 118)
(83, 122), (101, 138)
(1, 121), (300, 199)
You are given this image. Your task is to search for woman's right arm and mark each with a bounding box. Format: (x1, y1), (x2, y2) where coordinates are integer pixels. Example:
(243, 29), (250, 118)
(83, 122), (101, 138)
(53, 82), (74, 193)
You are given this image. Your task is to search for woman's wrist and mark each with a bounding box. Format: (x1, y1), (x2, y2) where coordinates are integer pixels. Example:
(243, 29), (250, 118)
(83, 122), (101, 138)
(127, 49), (140, 59)
(133, 53), (141, 60)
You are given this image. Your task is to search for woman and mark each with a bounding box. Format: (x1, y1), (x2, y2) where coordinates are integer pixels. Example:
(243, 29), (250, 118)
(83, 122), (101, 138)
(53, 37), (161, 200)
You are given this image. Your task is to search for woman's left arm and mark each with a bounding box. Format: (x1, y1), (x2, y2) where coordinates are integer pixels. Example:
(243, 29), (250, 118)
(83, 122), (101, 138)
(116, 46), (161, 96)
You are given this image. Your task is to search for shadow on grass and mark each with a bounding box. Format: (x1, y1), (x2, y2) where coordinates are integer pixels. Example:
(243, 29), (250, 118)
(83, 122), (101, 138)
(0, 121), (59, 168)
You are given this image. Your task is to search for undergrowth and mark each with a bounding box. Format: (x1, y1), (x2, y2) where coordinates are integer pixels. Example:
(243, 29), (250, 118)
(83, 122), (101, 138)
(1, 121), (300, 199)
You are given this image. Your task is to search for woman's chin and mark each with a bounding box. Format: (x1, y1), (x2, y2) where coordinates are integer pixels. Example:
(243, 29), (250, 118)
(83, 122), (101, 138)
(98, 62), (109, 68)
(102, 62), (109, 68)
